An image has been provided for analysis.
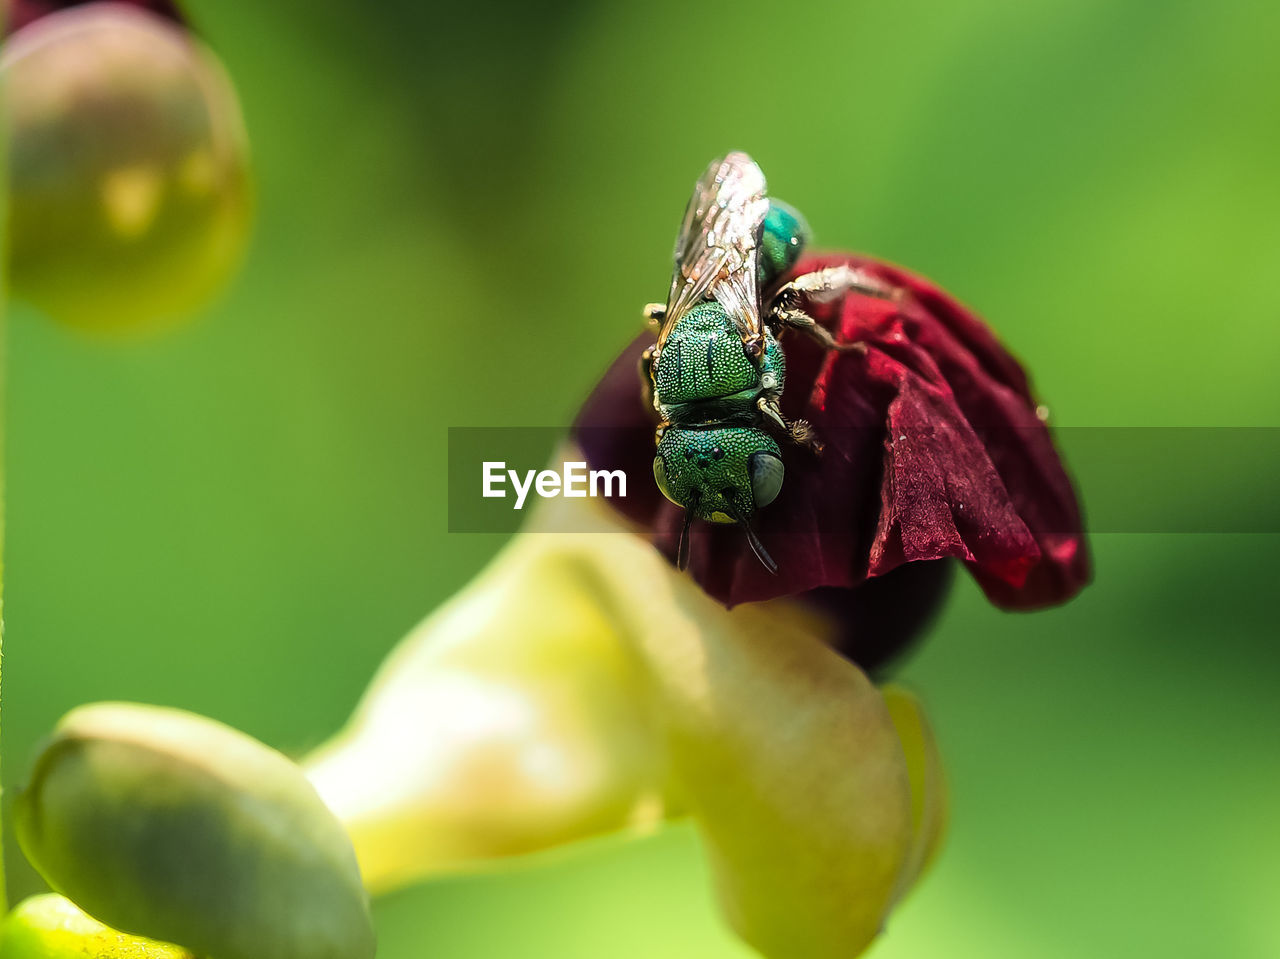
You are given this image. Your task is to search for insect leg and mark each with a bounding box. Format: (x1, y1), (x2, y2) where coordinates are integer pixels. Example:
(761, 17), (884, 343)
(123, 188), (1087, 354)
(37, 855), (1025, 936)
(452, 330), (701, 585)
(642, 303), (666, 329)
(677, 491), (697, 570)
(774, 307), (868, 354)
(768, 264), (902, 348)
(640, 343), (665, 415)
(757, 394), (824, 455)
(720, 493), (778, 575)
(755, 393), (787, 431)
(776, 264), (901, 306)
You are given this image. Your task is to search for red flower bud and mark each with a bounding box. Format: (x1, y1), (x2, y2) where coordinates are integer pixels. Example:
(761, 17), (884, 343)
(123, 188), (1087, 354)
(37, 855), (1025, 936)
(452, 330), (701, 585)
(574, 253), (1089, 626)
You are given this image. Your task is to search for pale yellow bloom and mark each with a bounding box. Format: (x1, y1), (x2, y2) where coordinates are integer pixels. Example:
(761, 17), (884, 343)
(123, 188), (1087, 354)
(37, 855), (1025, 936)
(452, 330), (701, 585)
(306, 491), (946, 958)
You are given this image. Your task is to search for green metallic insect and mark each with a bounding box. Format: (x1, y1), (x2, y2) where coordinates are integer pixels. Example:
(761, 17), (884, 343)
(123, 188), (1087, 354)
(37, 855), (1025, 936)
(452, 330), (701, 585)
(642, 152), (898, 573)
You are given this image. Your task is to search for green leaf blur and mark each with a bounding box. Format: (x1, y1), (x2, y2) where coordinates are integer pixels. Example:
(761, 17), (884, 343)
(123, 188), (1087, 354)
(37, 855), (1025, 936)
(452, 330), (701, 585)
(4, 1), (1277, 958)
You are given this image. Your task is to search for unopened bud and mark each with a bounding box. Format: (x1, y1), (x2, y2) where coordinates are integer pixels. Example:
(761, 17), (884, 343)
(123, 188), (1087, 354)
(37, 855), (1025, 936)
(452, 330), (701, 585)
(3, 4), (252, 333)
(14, 702), (375, 959)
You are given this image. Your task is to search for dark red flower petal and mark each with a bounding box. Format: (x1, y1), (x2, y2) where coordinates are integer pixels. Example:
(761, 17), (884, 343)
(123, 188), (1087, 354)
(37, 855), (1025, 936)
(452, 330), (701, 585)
(573, 253), (1090, 614)
(5, 0), (185, 35)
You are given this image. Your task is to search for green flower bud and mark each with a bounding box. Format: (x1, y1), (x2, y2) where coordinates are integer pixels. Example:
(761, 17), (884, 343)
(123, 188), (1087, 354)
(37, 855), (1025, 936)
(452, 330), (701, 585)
(14, 703), (375, 959)
(0, 894), (190, 959)
(3, 5), (252, 334)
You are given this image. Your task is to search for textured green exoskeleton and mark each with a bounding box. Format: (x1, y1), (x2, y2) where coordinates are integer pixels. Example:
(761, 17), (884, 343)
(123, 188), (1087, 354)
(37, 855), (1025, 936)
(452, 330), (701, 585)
(758, 200), (809, 285)
(643, 153), (896, 572)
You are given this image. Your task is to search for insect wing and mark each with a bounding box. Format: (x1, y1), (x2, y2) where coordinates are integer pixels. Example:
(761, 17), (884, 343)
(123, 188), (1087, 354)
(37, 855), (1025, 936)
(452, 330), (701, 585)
(658, 152), (769, 347)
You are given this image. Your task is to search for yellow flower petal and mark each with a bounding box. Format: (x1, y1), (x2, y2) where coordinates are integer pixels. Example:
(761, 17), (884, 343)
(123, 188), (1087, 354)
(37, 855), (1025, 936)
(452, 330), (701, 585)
(0, 895), (190, 959)
(558, 522), (916, 959)
(304, 520), (671, 894)
(882, 684), (948, 903)
(310, 490), (931, 958)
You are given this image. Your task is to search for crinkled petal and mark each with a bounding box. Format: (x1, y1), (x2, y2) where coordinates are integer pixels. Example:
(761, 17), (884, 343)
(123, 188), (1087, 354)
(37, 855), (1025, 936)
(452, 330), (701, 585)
(869, 366), (1039, 586)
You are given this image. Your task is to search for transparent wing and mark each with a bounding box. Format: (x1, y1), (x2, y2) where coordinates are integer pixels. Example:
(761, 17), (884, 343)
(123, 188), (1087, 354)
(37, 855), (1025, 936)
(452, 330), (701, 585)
(657, 152), (769, 347)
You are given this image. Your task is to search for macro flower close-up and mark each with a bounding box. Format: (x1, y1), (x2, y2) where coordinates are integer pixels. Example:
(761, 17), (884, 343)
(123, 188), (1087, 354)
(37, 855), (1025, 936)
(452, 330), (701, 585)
(1, 2), (1276, 959)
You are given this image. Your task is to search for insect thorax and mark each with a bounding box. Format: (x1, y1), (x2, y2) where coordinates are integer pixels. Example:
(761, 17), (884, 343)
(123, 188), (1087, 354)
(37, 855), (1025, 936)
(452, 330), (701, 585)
(653, 302), (784, 424)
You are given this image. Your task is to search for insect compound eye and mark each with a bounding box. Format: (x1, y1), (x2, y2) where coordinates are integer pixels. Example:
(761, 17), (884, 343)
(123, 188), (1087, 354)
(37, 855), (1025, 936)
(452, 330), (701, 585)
(748, 451), (784, 508)
(653, 454), (680, 507)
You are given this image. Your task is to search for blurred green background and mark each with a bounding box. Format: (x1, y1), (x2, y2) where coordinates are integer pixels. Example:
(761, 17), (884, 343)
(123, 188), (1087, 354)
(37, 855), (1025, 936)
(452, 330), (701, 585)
(5, 0), (1279, 956)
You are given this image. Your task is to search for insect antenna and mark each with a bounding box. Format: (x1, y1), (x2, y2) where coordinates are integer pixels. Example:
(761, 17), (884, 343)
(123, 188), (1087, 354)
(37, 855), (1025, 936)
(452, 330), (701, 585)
(721, 493), (778, 575)
(677, 493), (697, 571)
